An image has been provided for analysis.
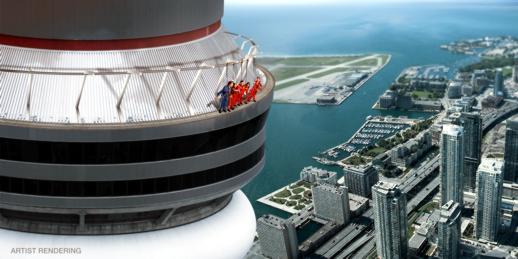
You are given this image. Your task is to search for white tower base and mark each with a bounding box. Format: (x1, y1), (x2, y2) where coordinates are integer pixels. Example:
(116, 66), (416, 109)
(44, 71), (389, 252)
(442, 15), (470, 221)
(0, 191), (256, 259)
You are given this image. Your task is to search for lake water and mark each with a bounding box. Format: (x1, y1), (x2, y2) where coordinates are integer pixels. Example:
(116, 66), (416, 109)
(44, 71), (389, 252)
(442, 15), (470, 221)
(223, 1), (518, 218)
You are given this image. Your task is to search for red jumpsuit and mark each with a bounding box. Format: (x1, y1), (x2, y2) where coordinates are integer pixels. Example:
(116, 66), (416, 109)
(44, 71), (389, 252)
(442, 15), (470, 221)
(243, 84), (250, 103)
(249, 79), (262, 102)
(230, 85), (240, 109)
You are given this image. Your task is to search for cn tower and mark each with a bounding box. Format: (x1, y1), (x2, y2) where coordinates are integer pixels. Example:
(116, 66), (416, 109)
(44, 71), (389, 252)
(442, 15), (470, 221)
(0, 0), (273, 258)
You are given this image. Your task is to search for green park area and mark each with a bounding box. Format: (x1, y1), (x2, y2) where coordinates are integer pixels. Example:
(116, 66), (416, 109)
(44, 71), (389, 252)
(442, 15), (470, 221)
(459, 56), (517, 73)
(411, 90), (439, 100)
(269, 180), (313, 211)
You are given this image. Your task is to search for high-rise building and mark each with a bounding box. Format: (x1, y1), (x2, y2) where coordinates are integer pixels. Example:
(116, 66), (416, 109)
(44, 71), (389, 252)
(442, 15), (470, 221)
(312, 183), (350, 225)
(460, 112), (482, 192)
(257, 214), (299, 259)
(504, 119), (518, 182)
(343, 163), (379, 197)
(438, 201), (461, 259)
(372, 182), (408, 259)
(475, 158), (504, 242)
(494, 68), (504, 97)
(440, 124), (464, 205)
(0, 1), (273, 257)
(513, 65), (518, 84)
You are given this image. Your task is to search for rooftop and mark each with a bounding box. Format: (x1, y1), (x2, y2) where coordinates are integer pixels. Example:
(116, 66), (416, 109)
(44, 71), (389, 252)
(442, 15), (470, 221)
(313, 183), (346, 195)
(372, 181), (401, 195)
(258, 214), (286, 229)
(478, 158), (504, 174)
(442, 124), (463, 137)
(439, 201), (461, 223)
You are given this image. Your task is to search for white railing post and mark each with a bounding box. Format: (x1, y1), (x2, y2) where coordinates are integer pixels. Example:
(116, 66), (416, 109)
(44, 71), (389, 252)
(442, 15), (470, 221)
(235, 61), (243, 81)
(116, 73), (132, 110)
(75, 73), (89, 122)
(26, 70), (34, 116)
(186, 67), (203, 102)
(156, 71), (170, 107)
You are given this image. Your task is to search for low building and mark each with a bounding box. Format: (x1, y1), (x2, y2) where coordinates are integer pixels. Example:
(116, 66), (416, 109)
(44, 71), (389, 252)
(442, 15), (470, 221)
(462, 84), (474, 96)
(300, 166), (337, 185)
(409, 219), (437, 258)
(379, 90), (398, 109)
(471, 70), (489, 93)
(453, 96), (475, 112)
(410, 79), (447, 91)
(348, 193), (370, 217)
(482, 96), (503, 108)
(343, 163), (378, 198)
(413, 100), (442, 111)
(344, 73), (369, 87)
(312, 183), (350, 225)
(396, 94), (414, 109)
(317, 96), (337, 105)
(447, 81), (462, 99)
(391, 131), (433, 168)
(257, 214), (299, 259)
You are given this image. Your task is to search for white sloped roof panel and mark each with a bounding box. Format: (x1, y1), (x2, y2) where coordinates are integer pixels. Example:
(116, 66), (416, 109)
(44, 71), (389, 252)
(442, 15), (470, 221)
(0, 28), (256, 124)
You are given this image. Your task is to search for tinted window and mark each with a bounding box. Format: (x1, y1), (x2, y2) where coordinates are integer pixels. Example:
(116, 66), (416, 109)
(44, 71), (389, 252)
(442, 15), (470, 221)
(0, 146), (263, 197)
(0, 111), (267, 164)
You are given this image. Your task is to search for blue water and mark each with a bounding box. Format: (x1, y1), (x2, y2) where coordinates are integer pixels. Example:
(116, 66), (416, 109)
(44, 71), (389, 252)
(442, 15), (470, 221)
(223, 2), (518, 218)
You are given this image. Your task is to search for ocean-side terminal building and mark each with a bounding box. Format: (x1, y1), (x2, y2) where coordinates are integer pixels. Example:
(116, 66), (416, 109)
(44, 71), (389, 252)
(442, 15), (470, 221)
(475, 158), (504, 242)
(372, 181), (408, 259)
(0, 0), (273, 258)
(440, 124), (464, 205)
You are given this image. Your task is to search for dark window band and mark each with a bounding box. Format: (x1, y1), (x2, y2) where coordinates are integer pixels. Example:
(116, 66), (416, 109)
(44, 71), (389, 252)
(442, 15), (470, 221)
(0, 111), (268, 164)
(0, 146), (263, 197)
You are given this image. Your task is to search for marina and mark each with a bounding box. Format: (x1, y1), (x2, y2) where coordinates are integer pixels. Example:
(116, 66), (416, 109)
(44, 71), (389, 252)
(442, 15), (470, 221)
(313, 116), (418, 166)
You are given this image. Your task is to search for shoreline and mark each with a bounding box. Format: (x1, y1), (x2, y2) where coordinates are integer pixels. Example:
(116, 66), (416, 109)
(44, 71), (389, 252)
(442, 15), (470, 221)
(271, 54), (392, 105)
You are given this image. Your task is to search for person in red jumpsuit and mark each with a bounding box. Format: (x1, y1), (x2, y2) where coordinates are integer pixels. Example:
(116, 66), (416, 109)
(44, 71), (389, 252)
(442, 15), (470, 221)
(248, 77), (262, 102)
(230, 81), (240, 110)
(243, 82), (250, 104)
(237, 80), (245, 106)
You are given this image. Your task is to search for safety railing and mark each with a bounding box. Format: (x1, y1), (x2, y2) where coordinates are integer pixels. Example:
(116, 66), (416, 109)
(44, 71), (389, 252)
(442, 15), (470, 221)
(0, 32), (264, 122)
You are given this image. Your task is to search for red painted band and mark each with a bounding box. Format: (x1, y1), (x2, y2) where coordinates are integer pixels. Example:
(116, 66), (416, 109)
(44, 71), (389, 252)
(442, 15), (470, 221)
(0, 21), (221, 51)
